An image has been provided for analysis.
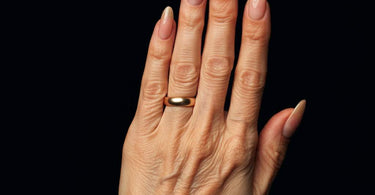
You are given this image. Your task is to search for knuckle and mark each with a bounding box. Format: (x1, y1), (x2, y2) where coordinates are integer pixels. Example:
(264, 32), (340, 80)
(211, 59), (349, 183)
(197, 142), (214, 159)
(210, 12), (237, 24)
(263, 146), (285, 171)
(274, 150), (286, 170)
(179, 10), (205, 31)
(142, 80), (167, 101)
(243, 22), (269, 43)
(228, 108), (258, 127)
(203, 57), (233, 80)
(210, 0), (237, 24)
(235, 68), (265, 94)
(171, 62), (199, 90)
(148, 44), (171, 62)
(224, 136), (250, 166)
(189, 132), (214, 159)
(173, 62), (199, 83)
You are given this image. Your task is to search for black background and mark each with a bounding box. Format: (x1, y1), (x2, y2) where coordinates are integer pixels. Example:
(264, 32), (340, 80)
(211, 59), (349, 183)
(11, 0), (373, 194)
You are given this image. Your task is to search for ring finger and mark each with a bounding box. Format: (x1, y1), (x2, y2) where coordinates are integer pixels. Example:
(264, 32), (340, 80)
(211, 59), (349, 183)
(166, 0), (207, 106)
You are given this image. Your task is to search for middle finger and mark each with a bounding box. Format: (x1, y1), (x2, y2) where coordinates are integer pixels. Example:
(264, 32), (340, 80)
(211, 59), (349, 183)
(195, 0), (238, 115)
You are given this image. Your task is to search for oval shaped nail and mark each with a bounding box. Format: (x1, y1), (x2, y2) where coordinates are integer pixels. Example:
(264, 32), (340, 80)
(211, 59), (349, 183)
(159, 6), (174, 40)
(249, 0), (267, 20)
(283, 100), (307, 138)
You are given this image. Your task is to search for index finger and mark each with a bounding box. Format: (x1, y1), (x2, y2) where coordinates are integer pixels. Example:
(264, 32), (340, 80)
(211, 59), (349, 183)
(227, 0), (271, 132)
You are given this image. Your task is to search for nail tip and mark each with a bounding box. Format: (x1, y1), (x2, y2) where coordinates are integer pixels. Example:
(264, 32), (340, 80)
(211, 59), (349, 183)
(159, 6), (174, 40)
(283, 99), (307, 138)
(296, 99), (307, 112)
(162, 6), (174, 19)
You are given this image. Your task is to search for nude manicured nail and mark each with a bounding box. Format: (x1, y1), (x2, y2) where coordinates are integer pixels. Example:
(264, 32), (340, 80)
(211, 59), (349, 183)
(188, 0), (204, 6)
(249, 0), (266, 20)
(283, 100), (307, 138)
(159, 6), (174, 40)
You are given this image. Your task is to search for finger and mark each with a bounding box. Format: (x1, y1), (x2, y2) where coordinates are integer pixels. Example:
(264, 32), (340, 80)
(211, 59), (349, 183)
(167, 0), (207, 98)
(195, 0), (238, 114)
(252, 100), (306, 195)
(135, 7), (176, 133)
(163, 0), (207, 120)
(227, 0), (271, 131)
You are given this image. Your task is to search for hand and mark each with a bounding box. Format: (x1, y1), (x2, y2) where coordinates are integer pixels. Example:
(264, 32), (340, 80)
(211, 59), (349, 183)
(119, 0), (306, 194)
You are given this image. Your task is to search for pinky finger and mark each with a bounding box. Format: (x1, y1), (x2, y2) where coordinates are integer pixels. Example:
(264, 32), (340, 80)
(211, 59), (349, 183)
(134, 7), (176, 133)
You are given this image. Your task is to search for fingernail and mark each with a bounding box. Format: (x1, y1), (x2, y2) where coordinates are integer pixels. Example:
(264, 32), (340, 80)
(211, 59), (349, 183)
(248, 0), (267, 20)
(283, 100), (307, 138)
(159, 6), (174, 40)
(187, 0), (204, 6)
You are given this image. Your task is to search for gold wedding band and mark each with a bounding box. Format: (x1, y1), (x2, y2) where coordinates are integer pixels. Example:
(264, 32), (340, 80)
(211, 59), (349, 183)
(164, 97), (196, 107)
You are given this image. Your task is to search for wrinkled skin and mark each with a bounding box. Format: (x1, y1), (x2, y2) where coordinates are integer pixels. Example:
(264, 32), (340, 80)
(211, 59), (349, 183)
(119, 0), (306, 194)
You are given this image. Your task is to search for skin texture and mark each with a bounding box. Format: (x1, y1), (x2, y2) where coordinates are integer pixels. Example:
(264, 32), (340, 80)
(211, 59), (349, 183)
(119, 0), (306, 194)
